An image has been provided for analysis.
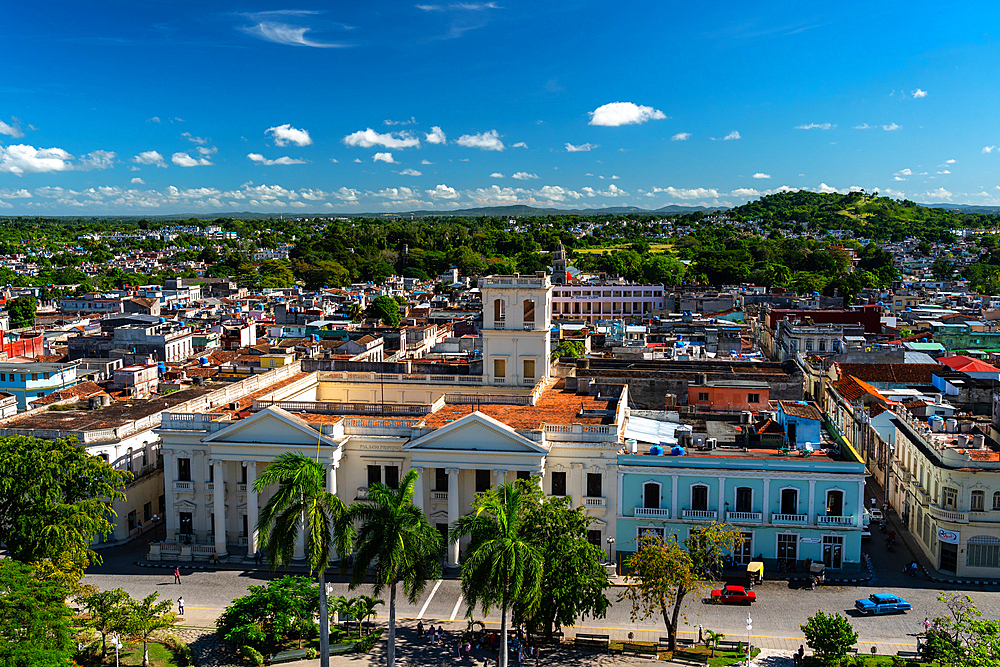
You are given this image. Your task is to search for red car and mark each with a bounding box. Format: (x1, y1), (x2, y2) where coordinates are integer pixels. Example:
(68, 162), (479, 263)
(711, 585), (757, 605)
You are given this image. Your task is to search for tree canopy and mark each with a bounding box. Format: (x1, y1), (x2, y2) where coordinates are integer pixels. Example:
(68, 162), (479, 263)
(0, 560), (74, 667)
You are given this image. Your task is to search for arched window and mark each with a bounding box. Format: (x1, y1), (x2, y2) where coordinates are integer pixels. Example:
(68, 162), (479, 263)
(993, 491), (1000, 511)
(735, 487), (753, 513)
(826, 490), (844, 517)
(643, 482), (660, 509)
(967, 536), (1000, 568)
(493, 299), (506, 326)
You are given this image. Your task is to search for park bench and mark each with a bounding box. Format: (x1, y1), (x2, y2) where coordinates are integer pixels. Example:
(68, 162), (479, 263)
(533, 631), (563, 644)
(270, 648), (308, 664)
(718, 640), (742, 653)
(673, 650), (709, 665)
(574, 633), (609, 651)
(670, 637), (695, 646)
(897, 650), (920, 659)
(622, 642), (659, 658)
(846, 647), (858, 654)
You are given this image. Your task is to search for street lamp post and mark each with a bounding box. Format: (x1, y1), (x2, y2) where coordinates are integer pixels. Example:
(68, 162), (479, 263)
(607, 537), (615, 570)
(111, 633), (122, 667)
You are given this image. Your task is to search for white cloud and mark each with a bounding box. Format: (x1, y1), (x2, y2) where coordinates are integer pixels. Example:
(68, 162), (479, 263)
(424, 126), (447, 145)
(936, 170), (951, 175)
(373, 152), (397, 163)
(353, 158), (362, 163)
(795, 123), (835, 130)
(267, 123), (313, 147)
(752, 173), (770, 179)
(298, 188), (328, 200)
(456, 129), (504, 151)
(512, 171), (538, 180)
(240, 12), (346, 48)
(983, 146), (996, 154)
(343, 128), (419, 149)
(0, 144), (75, 175)
(853, 123), (871, 130)
(197, 146), (217, 156)
(581, 184), (628, 197)
(468, 185), (529, 204)
(588, 102), (666, 127)
(731, 188), (760, 198)
(882, 123), (901, 131)
(912, 88), (928, 98)
(248, 153), (308, 166)
(0, 188), (32, 199)
(817, 183), (838, 193)
(333, 187), (360, 201)
(133, 150), (167, 168)
(490, 172), (504, 178)
(923, 187), (953, 200)
(565, 142), (597, 152)
(171, 152), (213, 167)
(399, 168), (422, 176)
(511, 141), (528, 148)
(671, 132), (691, 141)
(652, 186), (721, 199)
(894, 176), (906, 181)
(182, 132), (208, 145)
(723, 131), (741, 141)
(421, 159), (434, 165)
(535, 185), (582, 201)
(426, 184), (460, 200)
(129, 177), (145, 185)
(373, 186), (419, 201)
(146, 116), (161, 124)
(384, 117), (416, 126)
(79, 150), (116, 170)
(946, 159), (956, 164)
(0, 121), (24, 138)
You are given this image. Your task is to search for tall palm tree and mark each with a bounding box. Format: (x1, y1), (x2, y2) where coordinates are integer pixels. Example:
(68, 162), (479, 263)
(255, 453), (354, 667)
(450, 482), (543, 667)
(348, 468), (441, 667)
(125, 592), (175, 667)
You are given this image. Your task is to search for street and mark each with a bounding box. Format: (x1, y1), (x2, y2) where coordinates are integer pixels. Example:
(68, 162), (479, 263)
(83, 537), (1000, 651)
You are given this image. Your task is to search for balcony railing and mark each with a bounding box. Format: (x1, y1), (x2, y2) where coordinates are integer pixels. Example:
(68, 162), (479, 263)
(726, 511), (763, 523)
(236, 483), (247, 493)
(635, 507), (671, 518)
(584, 496), (606, 507)
(431, 491), (448, 501)
(172, 480), (194, 492)
(681, 509), (718, 521)
(816, 514), (855, 526)
(494, 319), (506, 329)
(771, 513), (809, 524)
(929, 505), (969, 524)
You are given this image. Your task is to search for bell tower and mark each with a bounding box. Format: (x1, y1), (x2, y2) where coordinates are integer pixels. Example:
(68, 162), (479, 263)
(480, 273), (552, 386)
(552, 241), (568, 285)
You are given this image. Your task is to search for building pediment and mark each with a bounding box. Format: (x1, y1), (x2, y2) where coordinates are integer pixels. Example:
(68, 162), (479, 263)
(406, 411), (548, 454)
(203, 407), (339, 448)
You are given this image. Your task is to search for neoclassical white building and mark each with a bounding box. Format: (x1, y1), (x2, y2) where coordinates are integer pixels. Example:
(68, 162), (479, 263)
(153, 275), (627, 565)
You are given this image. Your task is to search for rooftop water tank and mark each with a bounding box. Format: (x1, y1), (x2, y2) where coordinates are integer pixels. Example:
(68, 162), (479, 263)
(670, 445), (685, 457)
(625, 438), (638, 454)
(649, 445), (663, 456)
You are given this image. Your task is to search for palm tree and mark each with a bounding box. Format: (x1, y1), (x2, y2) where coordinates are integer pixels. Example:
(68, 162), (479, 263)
(354, 595), (384, 636)
(255, 453), (354, 667)
(78, 588), (130, 657)
(348, 468), (441, 667)
(125, 592), (175, 667)
(450, 482), (543, 667)
(705, 629), (724, 657)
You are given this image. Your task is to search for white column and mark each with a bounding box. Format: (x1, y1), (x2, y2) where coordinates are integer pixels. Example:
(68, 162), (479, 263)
(808, 480), (816, 521)
(856, 480), (865, 527)
(327, 462), (338, 496)
(718, 476), (726, 519)
(163, 450), (175, 538)
(245, 461), (258, 556)
(213, 460), (227, 558)
(762, 477), (770, 521)
(535, 468), (544, 490)
(571, 463), (585, 507)
(493, 469), (508, 488)
(412, 467), (424, 513)
(671, 475), (679, 520)
(447, 468), (460, 568)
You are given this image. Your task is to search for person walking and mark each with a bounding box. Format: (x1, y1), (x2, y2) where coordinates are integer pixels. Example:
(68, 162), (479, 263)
(417, 620), (424, 638)
(177, 596), (185, 615)
(173, 567), (181, 584)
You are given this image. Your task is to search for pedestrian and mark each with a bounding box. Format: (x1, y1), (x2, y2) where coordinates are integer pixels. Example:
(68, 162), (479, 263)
(883, 502), (888, 514)
(797, 644), (805, 665)
(871, 497), (876, 509)
(417, 620), (424, 638)
(137, 519), (142, 533)
(924, 617), (931, 632)
(173, 566), (181, 584)
(254, 551), (262, 565)
(213, 552), (221, 565)
(177, 596), (184, 615)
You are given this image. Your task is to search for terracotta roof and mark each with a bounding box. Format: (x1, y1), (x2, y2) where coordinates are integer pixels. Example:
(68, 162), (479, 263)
(420, 379), (614, 430)
(756, 419), (785, 435)
(209, 372), (312, 415)
(835, 362), (941, 384)
(32, 381), (109, 406)
(778, 400), (823, 421)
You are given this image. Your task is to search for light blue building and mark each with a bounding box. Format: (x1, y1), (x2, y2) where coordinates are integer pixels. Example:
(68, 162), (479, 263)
(616, 437), (866, 573)
(0, 362), (79, 410)
(775, 400), (823, 447)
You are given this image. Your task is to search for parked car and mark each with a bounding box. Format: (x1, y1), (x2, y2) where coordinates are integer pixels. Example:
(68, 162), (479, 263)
(855, 593), (911, 615)
(711, 585), (756, 605)
(868, 509), (884, 522)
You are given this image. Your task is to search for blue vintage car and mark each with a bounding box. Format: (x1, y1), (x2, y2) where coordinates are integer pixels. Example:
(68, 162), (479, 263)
(855, 593), (912, 615)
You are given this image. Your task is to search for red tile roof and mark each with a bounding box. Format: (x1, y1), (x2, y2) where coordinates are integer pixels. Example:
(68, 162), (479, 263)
(937, 355), (1000, 374)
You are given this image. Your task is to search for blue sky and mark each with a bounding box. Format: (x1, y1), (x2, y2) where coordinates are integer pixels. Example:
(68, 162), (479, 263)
(2, 1), (1000, 215)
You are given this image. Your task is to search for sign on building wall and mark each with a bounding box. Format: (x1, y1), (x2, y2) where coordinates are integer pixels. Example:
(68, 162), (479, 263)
(937, 527), (960, 545)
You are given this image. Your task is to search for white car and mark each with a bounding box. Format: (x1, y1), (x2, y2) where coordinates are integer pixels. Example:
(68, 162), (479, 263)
(868, 509), (884, 522)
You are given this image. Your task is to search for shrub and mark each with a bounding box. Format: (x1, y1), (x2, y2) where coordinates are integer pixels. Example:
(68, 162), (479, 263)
(355, 628), (383, 653)
(304, 647), (318, 659)
(161, 634), (193, 666)
(801, 610), (858, 662)
(240, 645), (264, 667)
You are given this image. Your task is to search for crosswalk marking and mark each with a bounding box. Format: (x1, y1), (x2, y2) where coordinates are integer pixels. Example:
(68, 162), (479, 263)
(449, 594), (464, 621)
(417, 580), (443, 619)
